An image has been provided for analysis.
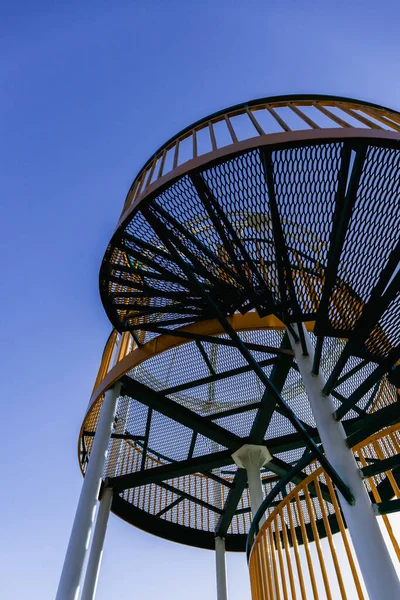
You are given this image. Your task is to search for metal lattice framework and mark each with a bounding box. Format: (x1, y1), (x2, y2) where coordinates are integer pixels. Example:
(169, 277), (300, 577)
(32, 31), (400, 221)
(80, 94), (400, 552)
(80, 318), (399, 550)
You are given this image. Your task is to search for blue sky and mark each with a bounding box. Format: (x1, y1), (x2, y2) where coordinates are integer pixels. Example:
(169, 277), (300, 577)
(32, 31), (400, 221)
(1, 1), (400, 598)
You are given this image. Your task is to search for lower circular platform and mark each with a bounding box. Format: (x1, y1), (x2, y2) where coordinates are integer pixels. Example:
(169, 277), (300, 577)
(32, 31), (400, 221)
(80, 318), (399, 550)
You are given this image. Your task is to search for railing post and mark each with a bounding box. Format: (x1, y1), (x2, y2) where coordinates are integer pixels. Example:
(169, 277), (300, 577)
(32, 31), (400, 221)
(288, 324), (400, 599)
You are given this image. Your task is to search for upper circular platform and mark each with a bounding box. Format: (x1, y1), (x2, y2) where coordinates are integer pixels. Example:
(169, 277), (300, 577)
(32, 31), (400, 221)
(100, 94), (400, 379)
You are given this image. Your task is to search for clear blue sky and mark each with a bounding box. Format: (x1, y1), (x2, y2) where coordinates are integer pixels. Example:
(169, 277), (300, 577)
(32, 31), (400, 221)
(1, 1), (400, 599)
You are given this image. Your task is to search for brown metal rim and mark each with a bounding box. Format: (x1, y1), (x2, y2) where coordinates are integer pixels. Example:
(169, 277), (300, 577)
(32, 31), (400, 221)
(116, 128), (400, 230)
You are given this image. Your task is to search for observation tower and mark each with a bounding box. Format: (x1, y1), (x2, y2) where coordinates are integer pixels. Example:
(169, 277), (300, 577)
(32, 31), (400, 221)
(56, 95), (400, 600)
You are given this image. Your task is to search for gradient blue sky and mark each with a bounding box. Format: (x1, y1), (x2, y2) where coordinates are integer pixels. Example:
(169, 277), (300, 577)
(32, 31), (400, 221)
(1, 2), (400, 599)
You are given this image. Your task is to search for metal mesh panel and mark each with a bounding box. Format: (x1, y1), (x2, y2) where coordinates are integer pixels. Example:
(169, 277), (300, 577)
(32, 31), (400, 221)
(270, 143), (343, 315)
(202, 150), (281, 301)
(81, 398), (102, 474)
(266, 411), (297, 439)
(365, 291), (400, 358)
(128, 330), (282, 417)
(330, 145), (400, 333)
(154, 176), (241, 288)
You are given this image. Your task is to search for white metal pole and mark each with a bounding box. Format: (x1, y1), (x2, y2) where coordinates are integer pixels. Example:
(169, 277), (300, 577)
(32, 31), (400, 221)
(232, 445), (271, 524)
(246, 461), (265, 523)
(215, 536), (228, 600)
(288, 325), (400, 599)
(106, 395), (131, 478)
(79, 394), (131, 600)
(212, 437), (228, 600)
(232, 445), (276, 599)
(56, 383), (121, 600)
(211, 440), (223, 526)
(80, 488), (113, 600)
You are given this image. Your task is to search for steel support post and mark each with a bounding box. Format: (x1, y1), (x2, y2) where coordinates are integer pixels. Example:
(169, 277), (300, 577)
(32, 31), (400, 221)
(79, 394), (130, 600)
(80, 488), (113, 600)
(211, 439), (223, 528)
(212, 434), (229, 600)
(288, 325), (400, 600)
(55, 383), (121, 600)
(232, 445), (271, 524)
(215, 536), (228, 600)
(107, 395), (131, 478)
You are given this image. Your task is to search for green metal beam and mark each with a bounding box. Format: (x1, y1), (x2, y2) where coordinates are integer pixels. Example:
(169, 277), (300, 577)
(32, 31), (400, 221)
(108, 448), (233, 492)
(376, 499), (400, 515)
(162, 357), (277, 395)
(216, 342), (293, 536)
(120, 376), (241, 450)
(346, 401), (400, 448)
(360, 455), (400, 479)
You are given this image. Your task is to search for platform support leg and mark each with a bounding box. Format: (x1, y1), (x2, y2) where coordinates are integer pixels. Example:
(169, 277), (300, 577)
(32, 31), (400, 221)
(232, 445), (271, 524)
(106, 395), (131, 478)
(288, 325), (400, 600)
(55, 383), (121, 600)
(79, 394), (130, 600)
(215, 536), (228, 600)
(80, 488), (113, 600)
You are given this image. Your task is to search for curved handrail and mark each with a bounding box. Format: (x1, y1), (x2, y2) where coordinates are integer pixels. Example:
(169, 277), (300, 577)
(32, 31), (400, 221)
(120, 94), (400, 220)
(246, 423), (400, 561)
(246, 450), (313, 560)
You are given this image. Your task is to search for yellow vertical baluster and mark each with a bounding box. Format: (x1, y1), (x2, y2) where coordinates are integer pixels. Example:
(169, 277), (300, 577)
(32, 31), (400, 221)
(358, 449), (400, 560)
(259, 531), (272, 600)
(314, 477), (348, 600)
(295, 491), (319, 600)
(325, 477), (365, 599)
(288, 495), (307, 600)
(281, 506), (297, 600)
(274, 516), (288, 600)
(268, 525), (280, 600)
(304, 485), (332, 600)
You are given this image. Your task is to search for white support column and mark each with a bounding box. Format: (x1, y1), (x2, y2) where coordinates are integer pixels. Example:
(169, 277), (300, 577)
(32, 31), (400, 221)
(232, 445), (271, 524)
(79, 394), (131, 600)
(109, 333), (121, 370)
(107, 395), (131, 478)
(212, 437), (228, 600)
(215, 536), (228, 600)
(80, 488), (113, 600)
(56, 383), (121, 600)
(288, 325), (400, 600)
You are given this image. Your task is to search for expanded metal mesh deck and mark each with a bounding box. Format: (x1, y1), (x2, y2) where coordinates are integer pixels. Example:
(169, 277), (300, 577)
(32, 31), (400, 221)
(101, 124), (400, 374)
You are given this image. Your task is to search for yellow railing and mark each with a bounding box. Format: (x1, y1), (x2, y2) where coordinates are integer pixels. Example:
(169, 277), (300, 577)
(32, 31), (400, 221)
(353, 424), (400, 561)
(120, 96), (400, 218)
(89, 315), (309, 400)
(249, 425), (400, 600)
(91, 330), (135, 394)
